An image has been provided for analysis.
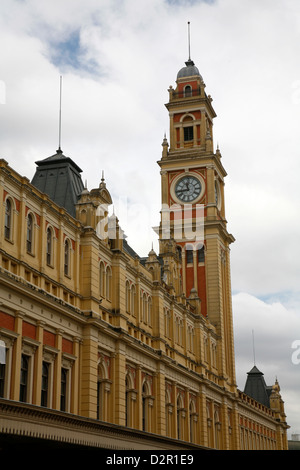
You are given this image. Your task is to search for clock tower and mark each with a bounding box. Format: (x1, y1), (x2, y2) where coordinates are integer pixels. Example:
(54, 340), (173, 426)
(157, 55), (236, 389)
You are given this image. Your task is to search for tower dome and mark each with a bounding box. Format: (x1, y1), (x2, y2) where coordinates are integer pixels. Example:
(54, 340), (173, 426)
(177, 59), (202, 80)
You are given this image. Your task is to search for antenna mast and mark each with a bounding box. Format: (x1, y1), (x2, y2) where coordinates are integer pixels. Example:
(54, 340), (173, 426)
(58, 75), (62, 152)
(252, 330), (256, 365)
(188, 21), (191, 60)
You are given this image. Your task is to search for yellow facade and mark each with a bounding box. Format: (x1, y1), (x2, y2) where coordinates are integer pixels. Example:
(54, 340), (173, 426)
(0, 57), (289, 450)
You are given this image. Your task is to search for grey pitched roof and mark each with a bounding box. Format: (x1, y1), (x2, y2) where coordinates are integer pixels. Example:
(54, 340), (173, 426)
(243, 365), (270, 408)
(31, 149), (84, 218)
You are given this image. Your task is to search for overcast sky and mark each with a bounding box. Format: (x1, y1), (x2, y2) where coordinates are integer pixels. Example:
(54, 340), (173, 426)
(0, 0), (299, 439)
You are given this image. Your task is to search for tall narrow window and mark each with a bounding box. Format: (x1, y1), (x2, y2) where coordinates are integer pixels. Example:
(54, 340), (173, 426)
(106, 266), (112, 300)
(27, 214), (33, 253)
(186, 248), (193, 264)
(177, 396), (182, 440)
(99, 262), (105, 298)
(97, 381), (102, 420)
(184, 85), (192, 97)
(0, 342), (6, 398)
(197, 245), (205, 263)
(41, 362), (49, 407)
(20, 354), (29, 402)
(125, 375), (130, 427)
(64, 239), (70, 276)
(147, 297), (152, 325)
(126, 281), (130, 312)
(189, 400), (196, 443)
(4, 199), (12, 240)
(184, 126), (194, 142)
(46, 227), (52, 265)
(143, 294), (147, 323)
(60, 368), (68, 411)
(142, 382), (148, 431)
(131, 285), (136, 316)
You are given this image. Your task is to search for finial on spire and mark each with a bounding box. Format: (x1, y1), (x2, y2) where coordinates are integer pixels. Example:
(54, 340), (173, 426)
(100, 170), (107, 189)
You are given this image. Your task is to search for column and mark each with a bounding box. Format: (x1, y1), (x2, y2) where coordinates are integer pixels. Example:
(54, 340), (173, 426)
(198, 386), (208, 447)
(231, 402), (241, 449)
(53, 329), (63, 410)
(154, 365), (166, 435)
(113, 342), (126, 426)
(136, 365), (143, 429)
(182, 249), (186, 295)
(32, 320), (45, 405)
(71, 337), (80, 414)
(10, 311), (24, 400)
(80, 325), (98, 418)
(221, 398), (230, 450)
(193, 248), (198, 291)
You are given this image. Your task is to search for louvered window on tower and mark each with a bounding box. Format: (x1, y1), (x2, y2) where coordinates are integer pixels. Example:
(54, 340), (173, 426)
(184, 126), (193, 141)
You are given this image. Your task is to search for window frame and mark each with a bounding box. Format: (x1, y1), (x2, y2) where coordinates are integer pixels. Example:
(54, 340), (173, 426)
(4, 197), (13, 241)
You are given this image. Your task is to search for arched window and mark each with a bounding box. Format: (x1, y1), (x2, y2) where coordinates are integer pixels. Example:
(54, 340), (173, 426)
(46, 227), (53, 266)
(106, 266), (112, 300)
(142, 293), (147, 323)
(99, 262), (105, 298)
(125, 373), (134, 427)
(177, 394), (184, 440)
(64, 239), (70, 276)
(164, 308), (171, 339)
(182, 116), (194, 142)
(26, 213), (33, 253)
(142, 382), (149, 431)
(126, 281), (131, 312)
(184, 85), (192, 97)
(147, 296), (152, 325)
(189, 399), (197, 443)
(214, 410), (221, 449)
(4, 198), (12, 240)
(131, 285), (136, 316)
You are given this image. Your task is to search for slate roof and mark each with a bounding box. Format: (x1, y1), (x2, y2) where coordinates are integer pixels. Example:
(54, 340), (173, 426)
(177, 59), (203, 80)
(243, 365), (272, 408)
(31, 149), (84, 218)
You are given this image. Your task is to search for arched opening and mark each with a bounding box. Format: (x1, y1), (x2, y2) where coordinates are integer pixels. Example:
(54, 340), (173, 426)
(177, 393), (184, 440)
(26, 213), (34, 254)
(184, 85), (192, 97)
(46, 226), (53, 266)
(4, 198), (12, 240)
(106, 266), (112, 300)
(99, 262), (105, 298)
(64, 239), (70, 276)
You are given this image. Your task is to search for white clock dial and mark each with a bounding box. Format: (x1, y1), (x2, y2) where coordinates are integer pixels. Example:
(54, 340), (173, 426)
(175, 175), (202, 202)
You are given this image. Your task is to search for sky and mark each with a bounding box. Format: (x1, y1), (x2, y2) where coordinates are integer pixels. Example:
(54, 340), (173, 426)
(0, 0), (299, 440)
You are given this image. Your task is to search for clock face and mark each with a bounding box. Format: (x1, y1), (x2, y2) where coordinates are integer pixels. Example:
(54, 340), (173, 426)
(175, 175), (202, 203)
